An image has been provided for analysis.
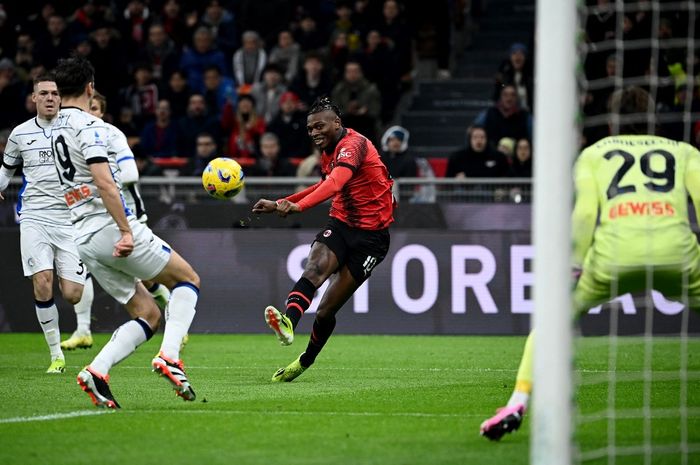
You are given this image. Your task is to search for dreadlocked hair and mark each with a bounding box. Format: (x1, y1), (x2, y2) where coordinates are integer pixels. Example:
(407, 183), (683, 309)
(308, 97), (342, 117)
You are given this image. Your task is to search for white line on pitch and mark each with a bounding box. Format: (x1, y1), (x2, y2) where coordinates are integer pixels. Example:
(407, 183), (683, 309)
(133, 409), (466, 418)
(0, 410), (112, 424)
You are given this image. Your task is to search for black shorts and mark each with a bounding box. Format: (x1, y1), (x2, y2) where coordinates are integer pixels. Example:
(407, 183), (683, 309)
(313, 218), (390, 284)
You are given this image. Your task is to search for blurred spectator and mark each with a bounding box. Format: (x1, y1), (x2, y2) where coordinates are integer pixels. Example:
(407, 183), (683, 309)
(407, 0), (451, 79)
(139, 23), (180, 83)
(0, 59), (26, 130)
(289, 51), (332, 110)
(294, 14), (327, 52)
(296, 145), (322, 180)
(200, 0), (238, 57)
(115, 106), (141, 146)
(474, 85), (531, 147)
(118, 0), (152, 57)
(160, 70), (192, 120)
(140, 100), (179, 158)
(248, 133), (297, 176)
(250, 64), (287, 124)
(331, 2), (361, 52)
(180, 26), (228, 94)
(222, 94), (266, 159)
(331, 60), (381, 143)
(267, 91), (309, 158)
(510, 138), (532, 177)
(584, 0), (616, 81)
(582, 54), (616, 145)
(494, 43), (533, 111)
(375, 0), (413, 81)
(89, 25), (129, 108)
(119, 63), (159, 128)
(133, 143), (163, 176)
(327, 30), (351, 82)
(496, 137), (515, 159)
(446, 126), (509, 178)
(34, 14), (72, 70)
(177, 93), (221, 157)
(14, 33), (35, 74)
(202, 65), (236, 118)
(379, 126), (417, 178)
(188, 132), (219, 176)
(159, 0), (190, 48)
(360, 29), (401, 123)
(21, 2), (55, 38)
(268, 30), (302, 84)
(237, 0), (293, 48)
(232, 30), (267, 91)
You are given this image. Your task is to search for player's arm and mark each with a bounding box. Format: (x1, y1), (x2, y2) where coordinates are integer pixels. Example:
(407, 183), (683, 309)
(571, 154), (598, 267)
(112, 129), (139, 186)
(684, 145), (700, 224)
(0, 136), (22, 200)
(90, 161), (133, 257)
(276, 166), (353, 215)
(252, 180), (323, 214)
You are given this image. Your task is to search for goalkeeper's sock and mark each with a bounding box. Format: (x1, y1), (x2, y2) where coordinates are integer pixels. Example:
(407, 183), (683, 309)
(285, 277), (316, 329)
(299, 315), (336, 368)
(507, 331), (534, 408)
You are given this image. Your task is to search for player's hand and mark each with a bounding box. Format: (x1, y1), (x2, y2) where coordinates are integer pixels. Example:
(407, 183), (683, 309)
(252, 199), (277, 214)
(113, 231), (134, 257)
(0, 191), (4, 201)
(275, 199), (301, 216)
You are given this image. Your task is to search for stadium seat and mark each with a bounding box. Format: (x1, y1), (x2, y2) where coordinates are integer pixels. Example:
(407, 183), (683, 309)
(427, 158), (448, 177)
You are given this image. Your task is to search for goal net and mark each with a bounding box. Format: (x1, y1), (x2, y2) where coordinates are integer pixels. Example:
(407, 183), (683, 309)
(569, 1), (699, 464)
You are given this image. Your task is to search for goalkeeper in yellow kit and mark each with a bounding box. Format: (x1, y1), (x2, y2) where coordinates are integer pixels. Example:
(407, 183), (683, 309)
(480, 86), (700, 440)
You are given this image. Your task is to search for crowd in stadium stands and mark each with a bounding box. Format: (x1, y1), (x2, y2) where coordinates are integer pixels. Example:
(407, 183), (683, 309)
(581, 0), (700, 148)
(0, 0), (458, 180)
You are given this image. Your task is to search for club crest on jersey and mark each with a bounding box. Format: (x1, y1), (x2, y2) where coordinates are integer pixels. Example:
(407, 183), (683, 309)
(323, 229), (332, 237)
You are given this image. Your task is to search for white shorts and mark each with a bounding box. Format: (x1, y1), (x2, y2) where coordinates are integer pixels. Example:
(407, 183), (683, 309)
(20, 220), (86, 284)
(77, 218), (171, 304)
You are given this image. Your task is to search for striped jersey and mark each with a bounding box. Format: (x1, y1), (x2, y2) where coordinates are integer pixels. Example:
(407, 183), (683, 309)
(320, 128), (394, 230)
(104, 122), (147, 221)
(51, 107), (128, 239)
(3, 116), (69, 226)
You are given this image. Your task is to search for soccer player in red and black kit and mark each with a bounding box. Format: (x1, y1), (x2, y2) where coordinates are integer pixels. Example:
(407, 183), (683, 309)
(252, 97), (394, 382)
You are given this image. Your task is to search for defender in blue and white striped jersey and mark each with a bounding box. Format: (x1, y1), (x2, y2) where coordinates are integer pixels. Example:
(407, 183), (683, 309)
(0, 74), (92, 373)
(52, 56), (200, 409)
(59, 92), (172, 350)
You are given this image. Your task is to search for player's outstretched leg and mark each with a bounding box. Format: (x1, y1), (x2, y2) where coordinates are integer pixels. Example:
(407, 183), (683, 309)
(480, 332), (533, 440)
(77, 366), (120, 409)
(271, 353), (307, 382)
(265, 305), (295, 346)
(265, 277), (318, 346)
(62, 276), (95, 350)
(480, 404), (525, 441)
(152, 352), (196, 400)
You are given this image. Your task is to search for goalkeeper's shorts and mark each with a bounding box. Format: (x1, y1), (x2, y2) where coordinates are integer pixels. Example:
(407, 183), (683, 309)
(574, 248), (700, 314)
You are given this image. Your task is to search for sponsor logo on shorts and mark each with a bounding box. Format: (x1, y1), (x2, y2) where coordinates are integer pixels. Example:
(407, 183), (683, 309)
(323, 229), (332, 238)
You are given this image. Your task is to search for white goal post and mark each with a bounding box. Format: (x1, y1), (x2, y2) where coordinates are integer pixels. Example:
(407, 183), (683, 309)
(531, 0), (578, 464)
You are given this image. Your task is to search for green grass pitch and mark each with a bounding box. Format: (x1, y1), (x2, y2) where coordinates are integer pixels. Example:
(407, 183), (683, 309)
(0, 333), (698, 465)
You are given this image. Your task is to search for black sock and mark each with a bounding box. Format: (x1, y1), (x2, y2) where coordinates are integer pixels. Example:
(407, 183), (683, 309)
(299, 315), (336, 367)
(285, 277), (316, 329)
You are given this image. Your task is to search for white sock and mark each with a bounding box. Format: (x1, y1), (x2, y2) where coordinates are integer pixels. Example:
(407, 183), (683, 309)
(160, 284), (197, 360)
(508, 391), (530, 410)
(73, 276), (94, 334)
(36, 299), (62, 360)
(90, 318), (152, 375)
